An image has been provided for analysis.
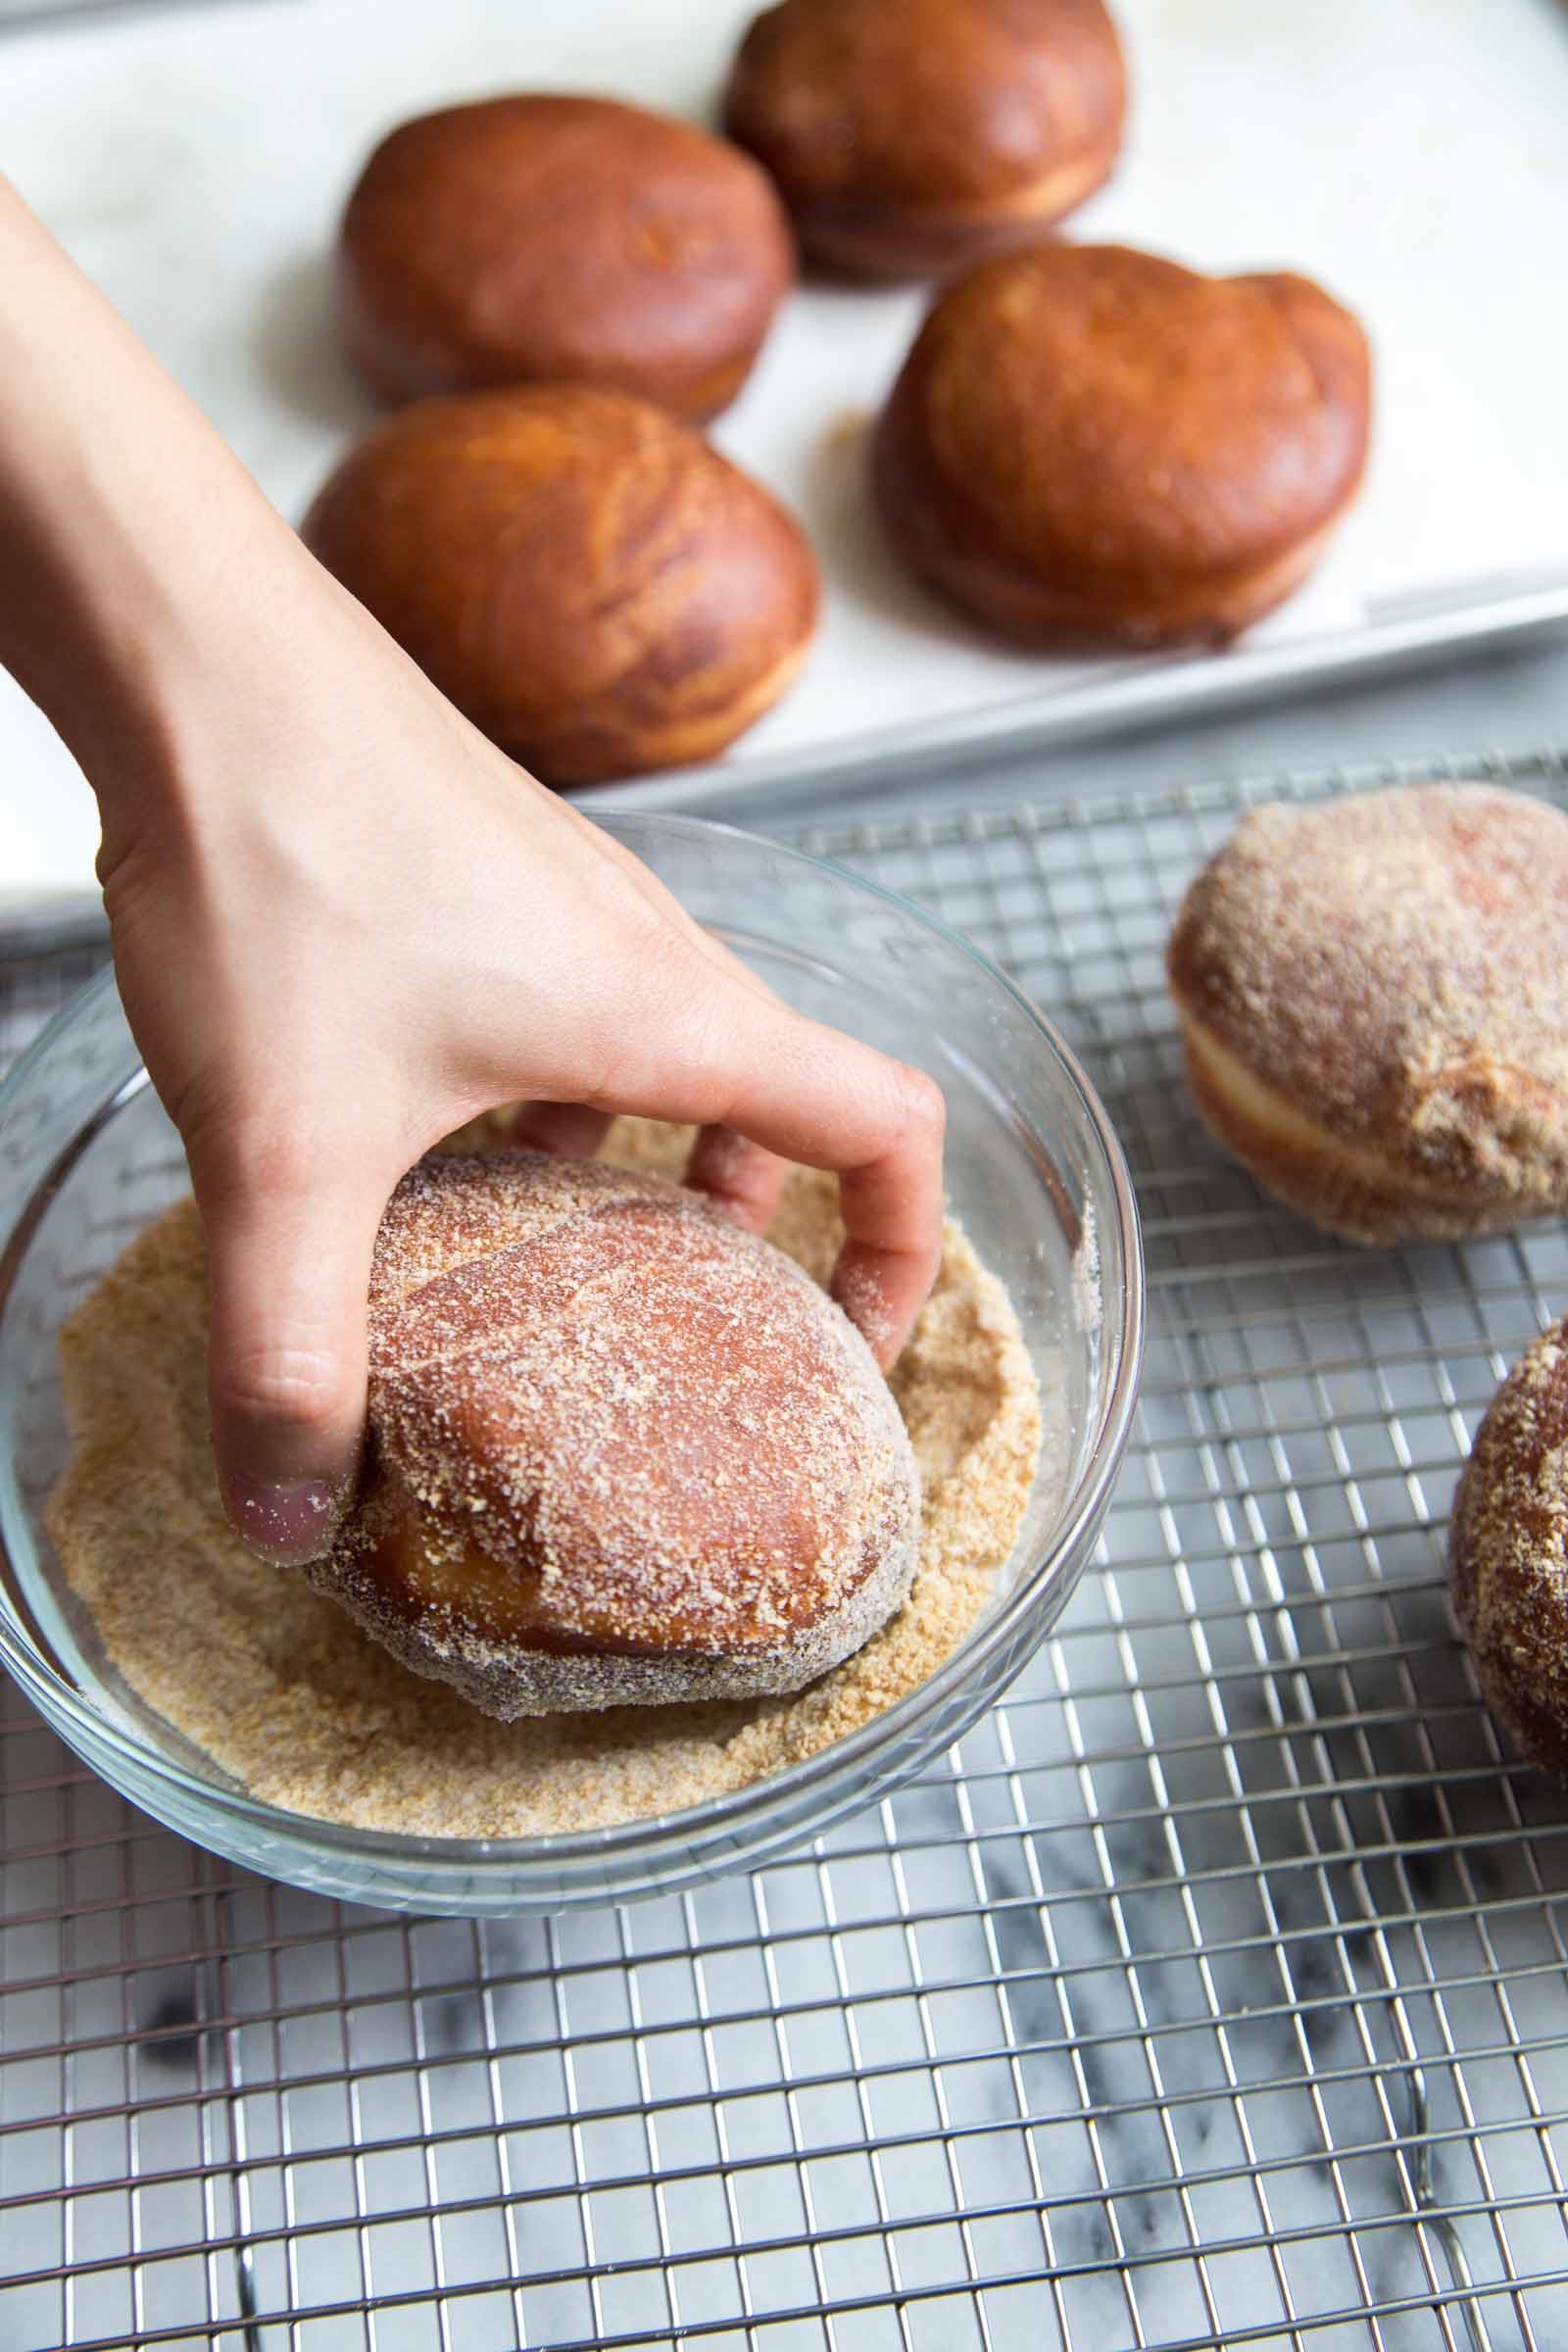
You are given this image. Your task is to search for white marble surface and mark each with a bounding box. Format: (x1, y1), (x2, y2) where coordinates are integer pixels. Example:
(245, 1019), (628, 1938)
(6, 0), (1568, 895)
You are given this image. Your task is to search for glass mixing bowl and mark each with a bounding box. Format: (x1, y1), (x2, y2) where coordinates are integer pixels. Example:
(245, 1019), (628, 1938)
(0, 815), (1142, 1914)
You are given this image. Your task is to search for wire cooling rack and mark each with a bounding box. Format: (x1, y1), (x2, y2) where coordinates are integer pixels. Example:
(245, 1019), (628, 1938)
(6, 745), (1568, 2352)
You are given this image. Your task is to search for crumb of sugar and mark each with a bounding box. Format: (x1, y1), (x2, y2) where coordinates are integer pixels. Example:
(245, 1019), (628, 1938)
(46, 1118), (1043, 1838)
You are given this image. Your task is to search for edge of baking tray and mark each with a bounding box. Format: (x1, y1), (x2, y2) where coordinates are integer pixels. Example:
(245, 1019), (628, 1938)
(5, 602), (1568, 962)
(583, 569), (1568, 822)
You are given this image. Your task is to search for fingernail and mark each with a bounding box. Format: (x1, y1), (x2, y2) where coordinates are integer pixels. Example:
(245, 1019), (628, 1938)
(222, 1474), (344, 1568)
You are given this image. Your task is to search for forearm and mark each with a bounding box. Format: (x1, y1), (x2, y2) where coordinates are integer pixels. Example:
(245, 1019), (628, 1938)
(0, 179), (943, 1561)
(0, 179), (308, 818)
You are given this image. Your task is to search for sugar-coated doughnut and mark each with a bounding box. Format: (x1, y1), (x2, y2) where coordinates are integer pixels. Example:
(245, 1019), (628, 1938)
(316, 1153), (922, 1718)
(1166, 785), (1568, 1243)
(1451, 1319), (1568, 1774)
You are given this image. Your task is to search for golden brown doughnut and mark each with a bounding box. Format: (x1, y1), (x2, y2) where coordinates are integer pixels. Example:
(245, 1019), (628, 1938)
(1450, 1320), (1568, 1775)
(873, 243), (1371, 647)
(301, 384), (818, 787)
(723, 0), (1126, 279)
(339, 94), (796, 418)
(315, 1152), (922, 1718)
(1166, 785), (1568, 1243)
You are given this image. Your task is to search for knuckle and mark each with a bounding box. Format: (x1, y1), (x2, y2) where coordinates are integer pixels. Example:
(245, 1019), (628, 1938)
(186, 1103), (298, 1195)
(211, 1340), (355, 1435)
(555, 1017), (633, 1112)
(635, 913), (711, 1004)
(595, 938), (739, 1110)
(890, 1064), (947, 1151)
(189, 1101), (360, 1211)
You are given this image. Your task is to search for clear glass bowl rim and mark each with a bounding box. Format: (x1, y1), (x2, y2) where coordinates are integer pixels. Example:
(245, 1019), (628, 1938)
(0, 814), (1145, 1877)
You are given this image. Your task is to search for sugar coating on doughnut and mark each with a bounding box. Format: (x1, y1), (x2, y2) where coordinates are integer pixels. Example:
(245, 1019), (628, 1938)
(1450, 1319), (1568, 1774)
(317, 1152), (922, 1715)
(1167, 784), (1568, 1240)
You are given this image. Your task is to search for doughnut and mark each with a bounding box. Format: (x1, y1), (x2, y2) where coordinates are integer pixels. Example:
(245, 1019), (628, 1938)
(314, 1152), (922, 1717)
(723, 0), (1126, 279)
(872, 243), (1371, 647)
(1166, 784), (1568, 1243)
(338, 94), (796, 419)
(301, 384), (819, 787)
(1450, 1319), (1568, 1774)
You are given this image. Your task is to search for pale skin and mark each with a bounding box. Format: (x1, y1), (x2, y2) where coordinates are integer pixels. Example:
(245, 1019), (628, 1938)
(0, 181), (945, 1569)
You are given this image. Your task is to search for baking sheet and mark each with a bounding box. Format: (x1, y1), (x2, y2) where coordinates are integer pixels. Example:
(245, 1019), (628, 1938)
(6, 0), (1568, 894)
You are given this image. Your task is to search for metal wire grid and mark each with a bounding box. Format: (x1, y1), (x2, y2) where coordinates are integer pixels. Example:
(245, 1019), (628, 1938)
(5, 746), (1568, 2351)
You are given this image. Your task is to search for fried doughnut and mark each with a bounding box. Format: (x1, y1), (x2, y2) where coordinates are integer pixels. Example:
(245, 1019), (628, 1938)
(1166, 785), (1568, 1243)
(723, 0), (1126, 278)
(300, 384), (819, 787)
(873, 243), (1371, 647)
(1450, 1319), (1568, 1775)
(314, 1152), (922, 1718)
(339, 94), (796, 419)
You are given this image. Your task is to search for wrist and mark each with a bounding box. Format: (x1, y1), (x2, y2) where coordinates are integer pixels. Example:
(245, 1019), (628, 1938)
(34, 490), (258, 801)
(67, 492), (314, 846)
(0, 180), (330, 852)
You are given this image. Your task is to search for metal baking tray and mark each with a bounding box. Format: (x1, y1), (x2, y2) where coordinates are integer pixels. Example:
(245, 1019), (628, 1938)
(591, 575), (1568, 826)
(5, 742), (1568, 2348)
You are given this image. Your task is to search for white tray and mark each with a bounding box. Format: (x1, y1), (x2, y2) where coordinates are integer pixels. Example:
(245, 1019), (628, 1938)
(6, 0), (1568, 890)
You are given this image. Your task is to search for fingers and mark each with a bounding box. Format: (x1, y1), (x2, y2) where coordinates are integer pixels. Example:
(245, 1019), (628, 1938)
(513, 856), (793, 1225)
(714, 1028), (946, 1365)
(828, 1147), (946, 1369)
(461, 828), (947, 1365)
(799, 1050), (948, 1367)
(511, 1099), (788, 1235)
(683, 1123), (789, 1232)
(590, 974), (947, 1368)
(510, 1102), (613, 1158)
(188, 1121), (394, 1567)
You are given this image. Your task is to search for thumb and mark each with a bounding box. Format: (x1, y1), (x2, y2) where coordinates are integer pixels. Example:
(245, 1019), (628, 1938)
(190, 1134), (389, 1566)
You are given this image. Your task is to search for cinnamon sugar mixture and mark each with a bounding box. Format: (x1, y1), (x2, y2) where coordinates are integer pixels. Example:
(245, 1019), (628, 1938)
(46, 1119), (1042, 1838)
